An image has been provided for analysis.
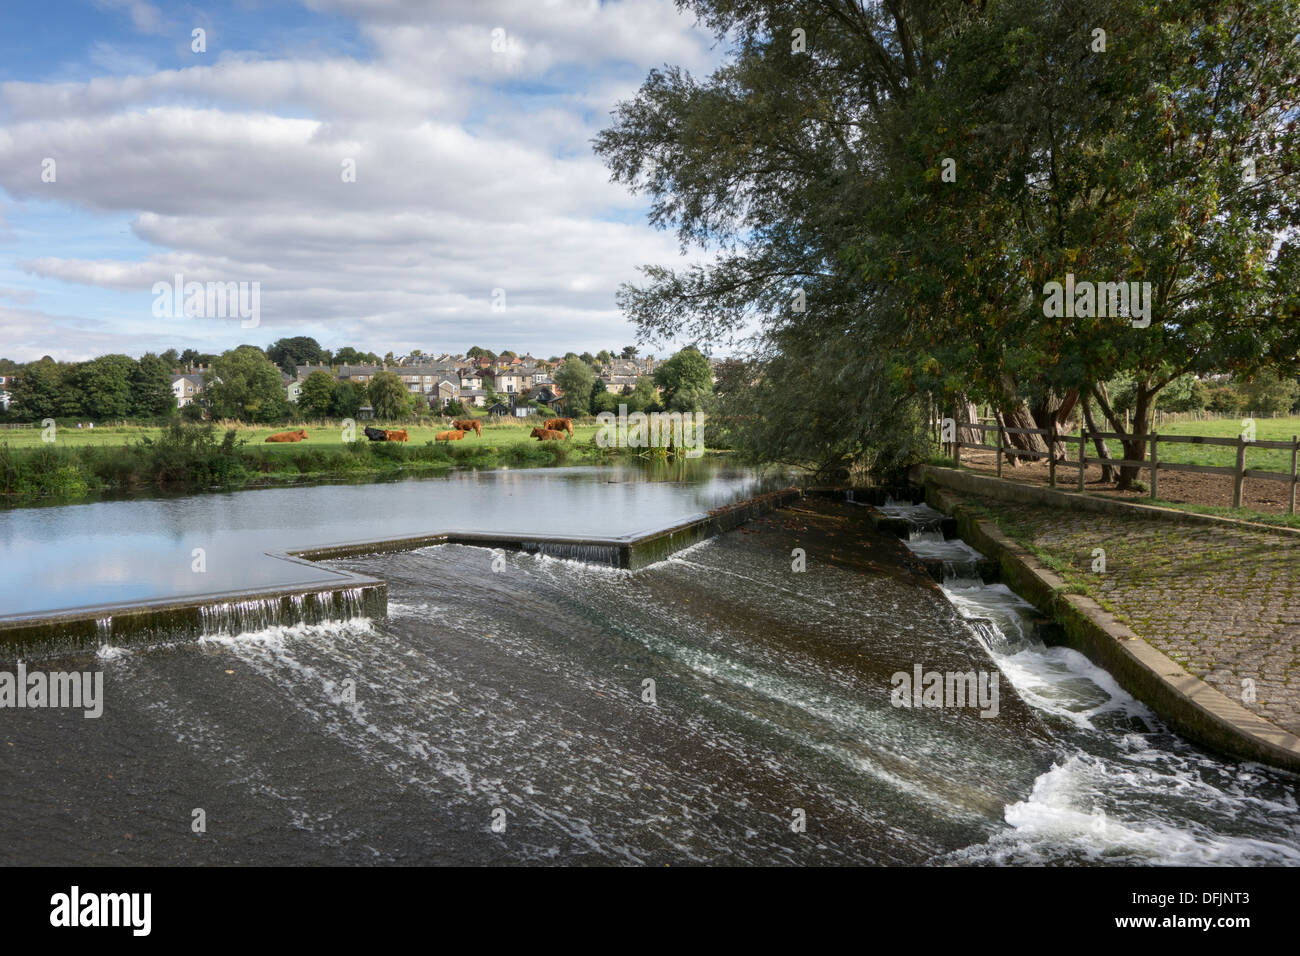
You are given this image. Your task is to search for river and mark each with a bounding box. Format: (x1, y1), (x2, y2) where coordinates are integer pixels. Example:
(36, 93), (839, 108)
(0, 466), (1296, 864)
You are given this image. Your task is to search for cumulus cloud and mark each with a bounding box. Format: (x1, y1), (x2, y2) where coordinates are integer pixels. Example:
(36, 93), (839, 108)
(0, 0), (720, 360)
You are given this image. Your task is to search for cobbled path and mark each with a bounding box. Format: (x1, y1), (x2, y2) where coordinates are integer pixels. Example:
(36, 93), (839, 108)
(968, 499), (1300, 736)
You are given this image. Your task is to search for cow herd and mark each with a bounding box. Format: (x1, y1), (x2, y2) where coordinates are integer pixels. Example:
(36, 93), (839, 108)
(363, 426), (409, 442)
(263, 417), (574, 445)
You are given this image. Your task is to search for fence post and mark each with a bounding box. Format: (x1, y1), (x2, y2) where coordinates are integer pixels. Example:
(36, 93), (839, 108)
(953, 424), (961, 468)
(1149, 432), (1158, 500)
(1233, 434), (1246, 509)
(1078, 427), (1087, 492)
(1290, 436), (1298, 516)
(996, 422), (1003, 479)
(1048, 423), (1057, 488)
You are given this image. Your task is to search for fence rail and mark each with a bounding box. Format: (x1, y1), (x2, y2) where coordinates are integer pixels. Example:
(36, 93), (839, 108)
(942, 421), (1300, 514)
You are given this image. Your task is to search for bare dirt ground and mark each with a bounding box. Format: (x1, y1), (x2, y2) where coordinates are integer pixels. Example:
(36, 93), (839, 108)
(956, 449), (1296, 514)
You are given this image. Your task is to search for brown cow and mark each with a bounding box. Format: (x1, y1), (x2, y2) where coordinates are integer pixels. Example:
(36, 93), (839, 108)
(453, 419), (481, 436)
(385, 429), (409, 442)
(530, 427), (565, 441)
(544, 418), (573, 436)
(265, 429), (308, 443)
(435, 430), (465, 441)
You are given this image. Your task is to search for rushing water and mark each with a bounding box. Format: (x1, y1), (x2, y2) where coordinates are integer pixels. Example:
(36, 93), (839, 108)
(878, 499), (1300, 865)
(0, 484), (1296, 865)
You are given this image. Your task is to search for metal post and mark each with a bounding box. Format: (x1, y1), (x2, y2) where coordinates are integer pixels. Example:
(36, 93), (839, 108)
(996, 423), (1003, 479)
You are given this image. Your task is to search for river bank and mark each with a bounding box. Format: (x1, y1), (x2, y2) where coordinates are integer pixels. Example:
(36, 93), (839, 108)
(0, 421), (714, 509)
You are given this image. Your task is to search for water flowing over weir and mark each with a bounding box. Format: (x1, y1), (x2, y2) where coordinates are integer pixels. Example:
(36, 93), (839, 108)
(2, 474), (1299, 864)
(871, 497), (1300, 864)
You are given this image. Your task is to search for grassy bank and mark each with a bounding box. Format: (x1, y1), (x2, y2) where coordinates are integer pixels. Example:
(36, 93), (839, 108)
(0, 420), (645, 507)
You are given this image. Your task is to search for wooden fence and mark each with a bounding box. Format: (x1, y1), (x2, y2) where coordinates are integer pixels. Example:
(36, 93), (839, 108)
(946, 422), (1300, 515)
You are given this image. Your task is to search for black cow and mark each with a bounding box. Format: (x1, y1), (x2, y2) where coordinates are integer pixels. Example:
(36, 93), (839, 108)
(363, 426), (389, 442)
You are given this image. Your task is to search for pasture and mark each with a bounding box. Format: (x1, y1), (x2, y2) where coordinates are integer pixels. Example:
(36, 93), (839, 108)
(0, 418), (603, 452)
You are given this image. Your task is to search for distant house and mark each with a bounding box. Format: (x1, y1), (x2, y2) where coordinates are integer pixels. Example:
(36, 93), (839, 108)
(460, 388), (487, 408)
(170, 373), (203, 408)
(358, 405), (375, 420)
(488, 367), (525, 394)
(282, 373), (302, 404)
(486, 402), (510, 418)
(0, 374), (14, 411)
(532, 386), (561, 408)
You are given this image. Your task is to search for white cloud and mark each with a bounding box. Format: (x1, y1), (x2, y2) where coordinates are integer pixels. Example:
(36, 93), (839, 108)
(0, 0), (720, 360)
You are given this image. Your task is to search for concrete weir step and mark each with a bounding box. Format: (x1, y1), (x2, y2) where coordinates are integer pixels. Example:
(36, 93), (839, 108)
(913, 556), (1000, 584)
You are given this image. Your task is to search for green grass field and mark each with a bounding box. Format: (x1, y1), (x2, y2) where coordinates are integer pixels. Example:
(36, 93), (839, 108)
(1145, 416), (1300, 472)
(0, 419), (603, 452)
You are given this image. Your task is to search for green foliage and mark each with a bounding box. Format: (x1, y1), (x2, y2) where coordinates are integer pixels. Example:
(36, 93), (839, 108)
(366, 370), (411, 420)
(9, 359), (63, 421)
(654, 347), (712, 412)
(596, 0), (1300, 476)
(205, 346), (288, 422)
(553, 359), (596, 415)
(1236, 372), (1300, 416)
(266, 336), (327, 375)
(298, 370), (337, 418)
(131, 352), (177, 418)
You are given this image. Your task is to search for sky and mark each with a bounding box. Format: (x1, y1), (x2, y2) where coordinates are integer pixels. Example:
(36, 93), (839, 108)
(0, 0), (723, 362)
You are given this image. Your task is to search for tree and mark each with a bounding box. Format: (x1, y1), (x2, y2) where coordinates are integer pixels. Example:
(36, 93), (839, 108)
(366, 371), (411, 420)
(596, 0), (1300, 485)
(204, 346), (287, 422)
(178, 349), (217, 369)
(298, 370), (337, 419)
(620, 345), (638, 360)
(596, 349), (613, 365)
(467, 346), (496, 362)
(131, 353), (176, 418)
(1237, 373), (1300, 416)
(73, 354), (137, 420)
(266, 336), (327, 375)
(553, 359), (596, 415)
(333, 346), (378, 366)
(626, 375), (659, 413)
(9, 359), (63, 421)
(331, 380), (362, 418)
(654, 347), (713, 412)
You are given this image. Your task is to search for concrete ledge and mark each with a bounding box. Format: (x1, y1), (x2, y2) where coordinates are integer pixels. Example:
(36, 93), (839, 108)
(0, 566), (387, 661)
(929, 486), (1300, 773)
(912, 464), (1300, 539)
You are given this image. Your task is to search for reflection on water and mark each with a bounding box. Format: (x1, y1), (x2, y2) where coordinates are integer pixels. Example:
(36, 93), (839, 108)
(0, 461), (783, 617)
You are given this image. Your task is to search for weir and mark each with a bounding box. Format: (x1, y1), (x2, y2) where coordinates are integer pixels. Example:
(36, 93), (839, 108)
(0, 485), (800, 659)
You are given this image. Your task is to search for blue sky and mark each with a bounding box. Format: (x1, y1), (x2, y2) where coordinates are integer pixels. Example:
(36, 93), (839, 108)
(0, 0), (720, 361)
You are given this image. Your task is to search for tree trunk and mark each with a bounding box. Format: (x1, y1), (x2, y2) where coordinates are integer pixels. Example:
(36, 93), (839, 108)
(1031, 388), (1079, 460)
(1080, 389), (1114, 483)
(956, 398), (981, 445)
(1001, 400), (1048, 462)
(1090, 379), (1153, 490)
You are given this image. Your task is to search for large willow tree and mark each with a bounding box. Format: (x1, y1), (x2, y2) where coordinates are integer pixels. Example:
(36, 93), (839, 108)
(596, 0), (1300, 485)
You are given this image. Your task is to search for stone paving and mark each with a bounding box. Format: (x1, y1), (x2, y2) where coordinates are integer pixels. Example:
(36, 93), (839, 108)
(968, 499), (1300, 736)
